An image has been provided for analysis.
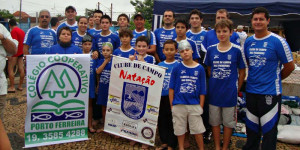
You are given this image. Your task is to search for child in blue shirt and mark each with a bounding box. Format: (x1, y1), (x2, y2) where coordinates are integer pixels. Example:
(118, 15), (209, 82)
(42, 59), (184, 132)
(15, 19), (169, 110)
(95, 42), (113, 132)
(204, 19), (246, 150)
(93, 15), (120, 59)
(129, 36), (155, 64)
(169, 40), (206, 150)
(113, 28), (135, 58)
(157, 39), (179, 150)
(81, 35), (98, 133)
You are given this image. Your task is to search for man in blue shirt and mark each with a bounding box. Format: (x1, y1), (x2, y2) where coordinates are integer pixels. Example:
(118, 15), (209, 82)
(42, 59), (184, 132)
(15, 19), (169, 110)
(57, 6), (78, 35)
(243, 7), (295, 150)
(202, 9), (240, 52)
(186, 9), (207, 63)
(23, 9), (57, 55)
(154, 10), (177, 63)
(131, 13), (156, 56)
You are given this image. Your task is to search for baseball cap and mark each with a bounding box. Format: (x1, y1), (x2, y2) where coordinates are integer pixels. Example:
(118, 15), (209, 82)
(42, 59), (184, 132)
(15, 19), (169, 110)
(65, 6), (76, 12)
(178, 40), (192, 51)
(134, 13), (145, 20)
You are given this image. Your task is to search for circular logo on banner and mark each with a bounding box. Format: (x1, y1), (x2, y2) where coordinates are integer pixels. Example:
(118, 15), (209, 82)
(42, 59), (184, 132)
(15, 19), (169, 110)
(141, 127), (154, 139)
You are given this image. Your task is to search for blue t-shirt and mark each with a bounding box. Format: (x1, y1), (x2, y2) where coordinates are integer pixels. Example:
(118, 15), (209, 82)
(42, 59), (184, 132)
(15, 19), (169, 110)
(154, 27), (177, 61)
(134, 54), (155, 64)
(46, 44), (82, 54)
(113, 47), (135, 58)
(88, 28), (102, 37)
(204, 43), (247, 107)
(186, 29), (207, 57)
(131, 29), (156, 47)
(72, 31), (86, 50)
(158, 60), (179, 96)
(97, 59), (112, 106)
(202, 29), (240, 52)
(244, 33), (293, 95)
(56, 21), (78, 39)
(89, 57), (98, 99)
(143, 54), (155, 64)
(24, 26), (57, 54)
(174, 38), (200, 62)
(93, 32), (120, 59)
(169, 62), (206, 105)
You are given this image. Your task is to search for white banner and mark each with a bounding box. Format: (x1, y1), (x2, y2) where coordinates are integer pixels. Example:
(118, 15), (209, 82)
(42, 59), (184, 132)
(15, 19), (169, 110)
(24, 54), (90, 148)
(104, 56), (165, 146)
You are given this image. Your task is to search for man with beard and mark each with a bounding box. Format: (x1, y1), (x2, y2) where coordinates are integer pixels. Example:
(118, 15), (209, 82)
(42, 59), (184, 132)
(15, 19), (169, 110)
(154, 10), (177, 63)
(23, 9), (57, 55)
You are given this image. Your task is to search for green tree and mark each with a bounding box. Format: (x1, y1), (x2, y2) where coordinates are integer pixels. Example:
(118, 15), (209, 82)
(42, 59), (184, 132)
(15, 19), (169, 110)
(130, 0), (153, 23)
(0, 9), (15, 19)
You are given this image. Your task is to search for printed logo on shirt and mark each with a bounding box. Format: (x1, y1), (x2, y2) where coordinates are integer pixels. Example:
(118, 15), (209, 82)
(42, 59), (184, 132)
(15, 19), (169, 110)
(251, 42), (256, 46)
(228, 55), (232, 60)
(214, 55), (219, 59)
(265, 95), (273, 105)
(40, 31), (44, 35)
(194, 71), (198, 76)
(249, 55), (266, 67)
(180, 82), (196, 93)
(200, 36), (204, 41)
(181, 70), (186, 74)
(263, 42), (268, 48)
(212, 68), (231, 79)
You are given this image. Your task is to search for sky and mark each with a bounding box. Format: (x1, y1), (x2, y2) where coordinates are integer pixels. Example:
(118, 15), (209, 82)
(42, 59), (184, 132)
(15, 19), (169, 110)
(0, 0), (136, 21)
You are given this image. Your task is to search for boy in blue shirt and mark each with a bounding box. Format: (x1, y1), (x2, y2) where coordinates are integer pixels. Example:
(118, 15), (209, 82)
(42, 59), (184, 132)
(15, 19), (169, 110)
(81, 35), (98, 133)
(157, 39), (179, 150)
(204, 19), (246, 150)
(174, 19), (200, 62)
(93, 15), (120, 59)
(113, 28), (135, 58)
(129, 36), (155, 64)
(169, 40), (206, 150)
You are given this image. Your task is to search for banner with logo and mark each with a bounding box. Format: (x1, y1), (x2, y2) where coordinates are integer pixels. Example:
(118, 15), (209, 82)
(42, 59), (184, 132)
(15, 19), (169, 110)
(104, 56), (165, 146)
(24, 54), (90, 148)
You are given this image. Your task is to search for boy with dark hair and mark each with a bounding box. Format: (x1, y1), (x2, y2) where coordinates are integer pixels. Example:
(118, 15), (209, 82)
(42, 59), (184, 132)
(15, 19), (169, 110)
(169, 40), (206, 150)
(204, 19), (246, 150)
(93, 15), (120, 59)
(50, 17), (59, 32)
(174, 19), (200, 62)
(115, 13), (130, 35)
(129, 36), (155, 64)
(88, 10), (104, 37)
(187, 9), (207, 63)
(157, 39), (179, 150)
(113, 28), (135, 58)
(243, 7), (294, 150)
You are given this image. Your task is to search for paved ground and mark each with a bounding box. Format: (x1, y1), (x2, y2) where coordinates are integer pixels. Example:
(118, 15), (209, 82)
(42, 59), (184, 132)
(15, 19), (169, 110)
(2, 83), (300, 150)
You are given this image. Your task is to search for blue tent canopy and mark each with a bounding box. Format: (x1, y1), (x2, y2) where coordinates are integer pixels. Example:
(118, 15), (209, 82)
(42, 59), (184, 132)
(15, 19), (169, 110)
(153, 0), (300, 15)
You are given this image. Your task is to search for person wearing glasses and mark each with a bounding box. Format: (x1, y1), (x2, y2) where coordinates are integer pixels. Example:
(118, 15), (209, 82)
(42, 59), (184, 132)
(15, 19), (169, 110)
(23, 9), (57, 55)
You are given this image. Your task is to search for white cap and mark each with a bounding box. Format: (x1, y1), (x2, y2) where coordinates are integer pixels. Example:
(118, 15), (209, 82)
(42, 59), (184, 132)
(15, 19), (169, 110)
(178, 40), (192, 51)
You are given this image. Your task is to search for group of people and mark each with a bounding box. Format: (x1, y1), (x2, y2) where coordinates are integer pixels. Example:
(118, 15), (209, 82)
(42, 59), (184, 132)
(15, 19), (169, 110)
(0, 4), (296, 150)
